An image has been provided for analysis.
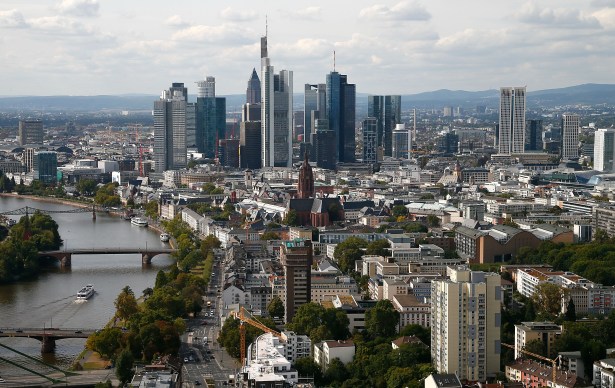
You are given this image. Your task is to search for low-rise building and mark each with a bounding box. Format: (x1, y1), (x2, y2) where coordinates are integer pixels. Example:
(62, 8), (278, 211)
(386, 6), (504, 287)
(313, 340), (355, 371)
(514, 321), (562, 359)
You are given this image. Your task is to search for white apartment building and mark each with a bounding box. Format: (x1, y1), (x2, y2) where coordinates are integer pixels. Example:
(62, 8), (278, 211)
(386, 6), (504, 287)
(241, 333), (300, 385)
(431, 266), (501, 381)
(310, 275), (358, 303)
(593, 358), (615, 388)
(392, 294), (430, 329)
(313, 340), (355, 371)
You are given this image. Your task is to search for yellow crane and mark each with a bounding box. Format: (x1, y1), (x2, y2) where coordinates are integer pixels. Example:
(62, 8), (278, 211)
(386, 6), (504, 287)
(502, 342), (557, 384)
(231, 306), (283, 366)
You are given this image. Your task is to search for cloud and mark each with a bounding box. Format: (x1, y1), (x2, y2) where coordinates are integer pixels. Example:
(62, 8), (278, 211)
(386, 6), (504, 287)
(593, 8), (615, 29)
(28, 16), (93, 35)
(592, 0), (615, 8)
(288, 6), (322, 21)
(165, 15), (189, 28)
(56, 0), (99, 18)
(220, 7), (258, 22)
(274, 38), (332, 60)
(516, 3), (601, 29)
(0, 9), (29, 28)
(359, 1), (431, 21)
(172, 23), (252, 45)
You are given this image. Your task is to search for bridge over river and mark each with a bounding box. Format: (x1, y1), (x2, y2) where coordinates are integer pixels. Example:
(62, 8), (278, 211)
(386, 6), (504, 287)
(0, 328), (96, 353)
(40, 247), (176, 267)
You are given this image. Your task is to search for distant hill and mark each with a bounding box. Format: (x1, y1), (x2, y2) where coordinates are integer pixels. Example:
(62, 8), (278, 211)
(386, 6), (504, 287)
(0, 83), (614, 112)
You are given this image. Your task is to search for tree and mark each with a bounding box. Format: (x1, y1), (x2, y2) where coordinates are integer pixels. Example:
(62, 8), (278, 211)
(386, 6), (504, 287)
(144, 201), (158, 219)
(392, 205), (409, 218)
(523, 338), (548, 357)
(260, 231), (281, 240)
(283, 209), (299, 226)
(366, 239), (391, 257)
(531, 283), (564, 319)
(398, 324), (431, 345)
(76, 178), (98, 196)
(324, 358), (349, 385)
(115, 349), (135, 385)
(333, 236), (368, 273)
(365, 300), (400, 339)
(294, 357), (323, 386)
(267, 296), (285, 319)
(565, 298), (576, 321)
(426, 215), (440, 228)
(115, 286), (139, 321)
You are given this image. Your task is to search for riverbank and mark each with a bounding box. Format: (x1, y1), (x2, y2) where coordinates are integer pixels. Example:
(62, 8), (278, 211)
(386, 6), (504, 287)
(0, 192), (96, 210)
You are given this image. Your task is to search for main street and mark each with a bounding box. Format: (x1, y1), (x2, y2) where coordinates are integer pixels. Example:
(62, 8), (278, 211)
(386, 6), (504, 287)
(181, 252), (240, 388)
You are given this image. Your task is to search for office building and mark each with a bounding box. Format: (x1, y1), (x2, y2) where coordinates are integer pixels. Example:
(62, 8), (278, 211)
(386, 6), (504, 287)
(311, 127), (336, 170)
(498, 87), (526, 154)
(525, 119), (543, 152)
(281, 239), (312, 322)
(561, 113), (580, 160)
(34, 151), (58, 184)
(261, 36), (293, 168)
(304, 84), (326, 143)
(195, 77), (226, 158)
(217, 139), (239, 168)
(514, 322), (562, 359)
(154, 83), (188, 172)
(392, 123), (410, 159)
(368, 95), (402, 156)
(431, 266), (501, 381)
(594, 128), (615, 172)
(246, 68), (261, 105)
(362, 117), (377, 164)
(240, 121), (261, 169)
(19, 119), (43, 146)
(326, 71), (356, 163)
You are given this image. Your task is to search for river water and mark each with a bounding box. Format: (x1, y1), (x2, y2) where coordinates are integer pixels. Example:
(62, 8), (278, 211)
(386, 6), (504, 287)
(0, 196), (174, 375)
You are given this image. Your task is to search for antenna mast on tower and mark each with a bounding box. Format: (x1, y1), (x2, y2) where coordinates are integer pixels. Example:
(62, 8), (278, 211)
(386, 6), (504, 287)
(333, 51), (336, 72)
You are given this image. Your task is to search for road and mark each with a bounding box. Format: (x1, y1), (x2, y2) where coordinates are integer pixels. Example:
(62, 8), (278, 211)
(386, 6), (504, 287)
(181, 252), (240, 388)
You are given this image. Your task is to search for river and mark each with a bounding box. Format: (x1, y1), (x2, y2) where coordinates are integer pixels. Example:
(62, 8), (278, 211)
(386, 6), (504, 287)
(0, 196), (174, 375)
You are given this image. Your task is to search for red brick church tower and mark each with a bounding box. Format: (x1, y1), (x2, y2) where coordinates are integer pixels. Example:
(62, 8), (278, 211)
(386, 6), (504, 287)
(297, 150), (314, 199)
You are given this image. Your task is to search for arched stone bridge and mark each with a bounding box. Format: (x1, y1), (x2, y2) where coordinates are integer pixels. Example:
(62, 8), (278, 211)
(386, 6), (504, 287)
(39, 247), (176, 267)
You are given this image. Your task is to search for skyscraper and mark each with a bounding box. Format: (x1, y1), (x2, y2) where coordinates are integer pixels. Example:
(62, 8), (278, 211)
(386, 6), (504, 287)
(362, 117), (377, 164)
(594, 128), (615, 172)
(431, 266), (501, 381)
(19, 119), (43, 146)
(33, 151), (57, 184)
(368, 95), (401, 156)
(246, 68), (261, 105)
(304, 84), (326, 143)
(281, 239), (312, 323)
(561, 113), (580, 160)
(525, 119), (543, 152)
(261, 36), (293, 167)
(326, 72), (355, 163)
(195, 77), (226, 158)
(154, 83), (188, 172)
(240, 121), (262, 169)
(311, 120), (336, 170)
(498, 87), (526, 154)
(392, 124), (410, 159)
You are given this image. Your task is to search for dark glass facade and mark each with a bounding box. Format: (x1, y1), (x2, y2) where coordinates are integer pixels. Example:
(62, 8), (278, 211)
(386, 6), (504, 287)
(326, 72), (355, 163)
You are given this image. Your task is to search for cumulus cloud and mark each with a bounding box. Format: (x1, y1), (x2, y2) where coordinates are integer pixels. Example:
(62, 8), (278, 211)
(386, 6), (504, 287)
(56, 0), (99, 18)
(359, 1), (431, 21)
(28, 16), (93, 35)
(287, 6), (322, 21)
(0, 9), (29, 28)
(274, 38), (332, 60)
(165, 15), (189, 28)
(592, 0), (615, 8)
(220, 7), (258, 22)
(172, 23), (252, 44)
(593, 8), (615, 29)
(516, 3), (601, 29)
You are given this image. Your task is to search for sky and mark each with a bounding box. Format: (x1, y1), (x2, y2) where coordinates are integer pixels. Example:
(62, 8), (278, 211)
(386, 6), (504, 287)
(1, 0), (615, 96)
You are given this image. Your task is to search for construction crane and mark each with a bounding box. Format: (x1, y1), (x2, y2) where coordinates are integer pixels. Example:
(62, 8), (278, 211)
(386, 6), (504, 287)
(231, 306), (283, 366)
(502, 343), (557, 383)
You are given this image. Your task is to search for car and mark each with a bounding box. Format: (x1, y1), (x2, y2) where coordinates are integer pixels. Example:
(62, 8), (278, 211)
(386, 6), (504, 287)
(0, 378), (5, 383)
(75, 330), (82, 333)
(206, 350), (212, 354)
(183, 357), (189, 363)
(15, 329), (23, 333)
(210, 355), (214, 359)
(194, 380), (201, 385)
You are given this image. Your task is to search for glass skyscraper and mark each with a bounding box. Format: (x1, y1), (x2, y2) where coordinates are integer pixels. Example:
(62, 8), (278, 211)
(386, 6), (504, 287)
(326, 72), (355, 163)
(154, 83), (188, 173)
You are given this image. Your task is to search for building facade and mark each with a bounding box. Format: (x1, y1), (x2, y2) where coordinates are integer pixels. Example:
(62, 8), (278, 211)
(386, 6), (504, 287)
(594, 128), (615, 172)
(431, 267), (501, 381)
(281, 239), (312, 322)
(362, 117), (377, 164)
(154, 83), (188, 172)
(561, 113), (580, 160)
(326, 72), (356, 163)
(498, 87), (526, 154)
(19, 119), (43, 146)
(195, 77), (226, 158)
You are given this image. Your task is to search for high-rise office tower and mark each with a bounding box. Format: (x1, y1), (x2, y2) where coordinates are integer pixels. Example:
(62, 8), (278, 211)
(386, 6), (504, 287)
(311, 119), (336, 170)
(304, 84), (326, 143)
(392, 123), (411, 159)
(498, 87), (526, 154)
(594, 128), (615, 172)
(195, 77), (226, 158)
(326, 72), (355, 163)
(246, 68), (261, 104)
(561, 113), (580, 160)
(368, 95), (401, 156)
(261, 36), (293, 168)
(33, 151), (57, 184)
(240, 121), (262, 169)
(281, 239), (312, 323)
(19, 119), (43, 146)
(525, 119), (543, 152)
(362, 118), (377, 164)
(154, 83), (188, 173)
(217, 139), (240, 168)
(431, 267), (501, 381)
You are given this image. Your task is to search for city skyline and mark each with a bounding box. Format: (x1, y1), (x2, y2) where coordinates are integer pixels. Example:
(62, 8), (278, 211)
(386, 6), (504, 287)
(1, 0), (615, 96)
